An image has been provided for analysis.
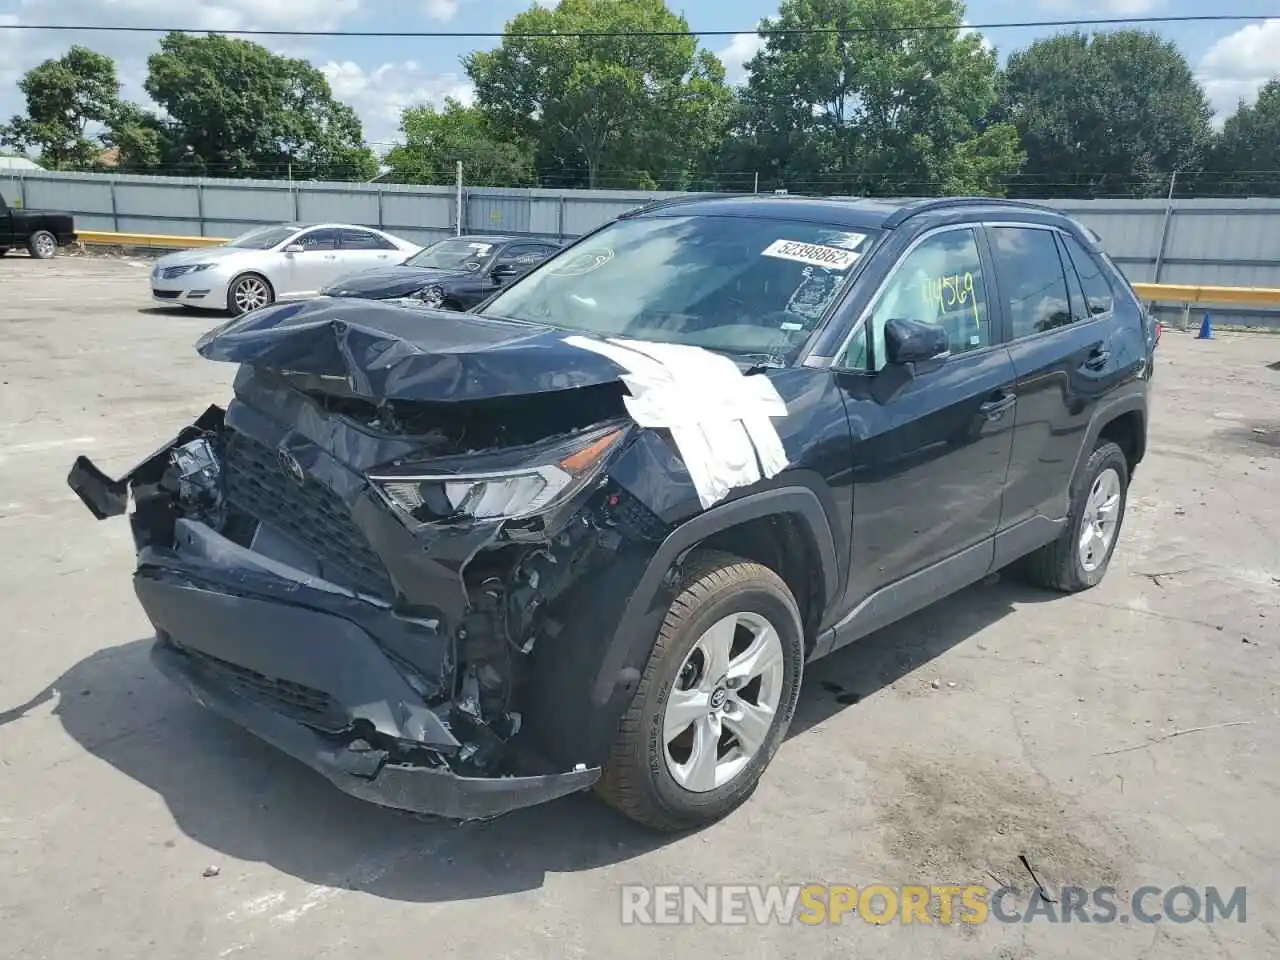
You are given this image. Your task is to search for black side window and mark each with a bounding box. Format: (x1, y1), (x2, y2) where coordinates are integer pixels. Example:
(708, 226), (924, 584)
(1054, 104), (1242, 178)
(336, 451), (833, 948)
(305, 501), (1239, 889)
(989, 227), (1073, 338)
(341, 229), (394, 250)
(297, 228), (340, 251)
(1062, 234), (1115, 316)
(1056, 234), (1091, 324)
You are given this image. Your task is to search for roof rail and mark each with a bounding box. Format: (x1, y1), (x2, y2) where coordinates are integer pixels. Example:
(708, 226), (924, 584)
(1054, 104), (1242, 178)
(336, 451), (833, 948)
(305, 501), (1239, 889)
(618, 192), (750, 218)
(879, 196), (1061, 229)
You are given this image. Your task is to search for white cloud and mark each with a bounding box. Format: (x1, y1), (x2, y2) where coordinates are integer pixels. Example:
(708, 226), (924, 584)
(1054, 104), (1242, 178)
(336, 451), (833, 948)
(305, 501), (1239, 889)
(424, 0), (478, 22)
(1038, 0), (1164, 13)
(1196, 19), (1280, 120)
(320, 60), (475, 147)
(716, 33), (764, 84)
(960, 21), (995, 53)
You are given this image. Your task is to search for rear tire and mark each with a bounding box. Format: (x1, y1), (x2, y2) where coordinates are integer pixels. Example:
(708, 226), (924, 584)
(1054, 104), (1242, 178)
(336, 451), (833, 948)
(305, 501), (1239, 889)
(0, 247), (9, 257)
(595, 550), (805, 832)
(28, 230), (57, 259)
(1022, 440), (1129, 593)
(227, 273), (274, 316)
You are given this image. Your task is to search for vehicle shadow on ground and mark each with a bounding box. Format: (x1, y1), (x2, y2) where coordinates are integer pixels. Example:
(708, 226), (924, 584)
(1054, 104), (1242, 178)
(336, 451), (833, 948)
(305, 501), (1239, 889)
(10, 573), (1057, 903)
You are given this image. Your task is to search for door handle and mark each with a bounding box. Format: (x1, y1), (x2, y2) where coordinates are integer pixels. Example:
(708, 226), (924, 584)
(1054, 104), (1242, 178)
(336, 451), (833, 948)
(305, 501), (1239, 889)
(979, 393), (1016, 420)
(1083, 348), (1111, 371)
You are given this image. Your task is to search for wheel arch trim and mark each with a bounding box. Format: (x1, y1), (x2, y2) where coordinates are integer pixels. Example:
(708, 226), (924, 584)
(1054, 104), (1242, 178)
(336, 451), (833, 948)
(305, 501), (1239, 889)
(590, 485), (838, 707)
(1070, 392), (1147, 495)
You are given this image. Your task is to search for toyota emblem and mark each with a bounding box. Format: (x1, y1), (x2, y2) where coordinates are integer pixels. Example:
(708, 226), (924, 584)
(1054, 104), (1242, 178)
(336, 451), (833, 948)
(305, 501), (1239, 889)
(277, 448), (306, 485)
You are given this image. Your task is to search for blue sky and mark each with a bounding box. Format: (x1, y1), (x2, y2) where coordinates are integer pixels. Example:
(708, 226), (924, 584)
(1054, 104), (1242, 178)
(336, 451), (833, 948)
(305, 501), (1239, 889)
(1, 0), (1278, 151)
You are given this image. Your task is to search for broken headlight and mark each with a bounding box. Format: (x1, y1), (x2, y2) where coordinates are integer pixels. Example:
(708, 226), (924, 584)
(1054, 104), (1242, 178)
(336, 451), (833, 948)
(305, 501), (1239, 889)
(369, 424), (625, 524)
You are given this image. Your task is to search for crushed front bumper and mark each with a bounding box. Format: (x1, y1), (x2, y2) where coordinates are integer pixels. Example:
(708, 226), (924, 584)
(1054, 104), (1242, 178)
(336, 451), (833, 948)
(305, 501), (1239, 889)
(150, 638), (599, 821)
(136, 549), (600, 820)
(69, 441), (602, 821)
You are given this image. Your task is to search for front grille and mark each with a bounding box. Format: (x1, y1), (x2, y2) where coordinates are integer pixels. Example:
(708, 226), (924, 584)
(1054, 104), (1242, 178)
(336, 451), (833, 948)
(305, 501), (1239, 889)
(223, 430), (395, 597)
(152, 289), (180, 299)
(186, 646), (347, 731)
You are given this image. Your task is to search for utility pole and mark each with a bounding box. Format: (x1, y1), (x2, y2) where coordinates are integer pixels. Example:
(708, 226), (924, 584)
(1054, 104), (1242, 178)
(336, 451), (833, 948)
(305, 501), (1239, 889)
(753, 171), (759, 194)
(1152, 170), (1178, 285)
(456, 161), (463, 236)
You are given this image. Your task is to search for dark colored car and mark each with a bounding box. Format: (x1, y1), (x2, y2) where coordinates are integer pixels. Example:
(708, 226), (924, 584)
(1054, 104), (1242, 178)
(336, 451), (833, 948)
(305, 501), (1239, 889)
(321, 234), (562, 310)
(68, 195), (1152, 832)
(0, 191), (77, 259)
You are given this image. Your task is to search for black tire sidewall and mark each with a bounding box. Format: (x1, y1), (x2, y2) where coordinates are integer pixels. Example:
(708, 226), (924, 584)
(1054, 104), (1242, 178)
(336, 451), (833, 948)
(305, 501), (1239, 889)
(638, 577), (804, 822)
(1067, 443), (1129, 588)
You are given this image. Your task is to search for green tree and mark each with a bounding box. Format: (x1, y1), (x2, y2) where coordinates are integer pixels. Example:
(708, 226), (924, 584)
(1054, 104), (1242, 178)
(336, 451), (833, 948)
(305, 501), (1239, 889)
(730, 0), (1023, 196)
(141, 32), (377, 180)
(465, 0), (733, 188)
(999, 30), (1214, 198)
(1208, 79), (1280, 196)
(383, 99), (536, 186)
(0, 46), (122, 169)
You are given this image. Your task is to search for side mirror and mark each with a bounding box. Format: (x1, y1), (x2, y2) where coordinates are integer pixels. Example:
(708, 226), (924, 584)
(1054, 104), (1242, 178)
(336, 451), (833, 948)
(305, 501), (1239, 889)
(884, 317), (951, 366)
(283, 243), (305, 254)
(491, 263), (520, 282)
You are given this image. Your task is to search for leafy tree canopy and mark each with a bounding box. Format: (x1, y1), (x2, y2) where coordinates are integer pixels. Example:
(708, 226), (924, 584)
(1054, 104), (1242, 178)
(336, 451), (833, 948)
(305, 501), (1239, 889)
(999, 29), (1214, 198)
(465, 0), (734, 188)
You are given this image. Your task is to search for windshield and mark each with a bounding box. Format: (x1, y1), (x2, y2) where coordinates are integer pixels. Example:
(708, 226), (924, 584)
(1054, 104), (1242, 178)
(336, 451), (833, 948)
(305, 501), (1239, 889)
(476, 215), (878, 359)
(405, 238), (500, 270)
(225, 225), (299, 250)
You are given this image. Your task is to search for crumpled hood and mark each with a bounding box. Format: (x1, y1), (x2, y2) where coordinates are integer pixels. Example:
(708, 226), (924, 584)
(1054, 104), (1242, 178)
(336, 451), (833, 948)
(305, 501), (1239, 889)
(323, 265), (469, 299)
(195, 297), (628, 403)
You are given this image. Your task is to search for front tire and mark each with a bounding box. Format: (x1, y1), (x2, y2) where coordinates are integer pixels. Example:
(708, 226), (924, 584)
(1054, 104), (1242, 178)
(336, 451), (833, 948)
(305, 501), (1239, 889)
(227, 274), (274, 316)
(596, 550), (805, 832)
(1022, 440), (1129, 592)
(28, 230), (57, 259)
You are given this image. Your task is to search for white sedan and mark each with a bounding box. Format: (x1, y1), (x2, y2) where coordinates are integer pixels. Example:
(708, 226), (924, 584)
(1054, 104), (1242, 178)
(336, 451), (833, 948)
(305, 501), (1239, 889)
(149, 223), (422, 315)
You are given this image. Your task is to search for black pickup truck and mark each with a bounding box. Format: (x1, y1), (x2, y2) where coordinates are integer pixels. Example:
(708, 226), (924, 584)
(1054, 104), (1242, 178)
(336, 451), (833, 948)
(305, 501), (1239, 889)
(0, 191), (77, 258)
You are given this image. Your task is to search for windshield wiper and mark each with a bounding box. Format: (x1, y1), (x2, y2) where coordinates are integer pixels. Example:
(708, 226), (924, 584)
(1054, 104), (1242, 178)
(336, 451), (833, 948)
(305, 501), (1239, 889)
(733, 353), (788, 373)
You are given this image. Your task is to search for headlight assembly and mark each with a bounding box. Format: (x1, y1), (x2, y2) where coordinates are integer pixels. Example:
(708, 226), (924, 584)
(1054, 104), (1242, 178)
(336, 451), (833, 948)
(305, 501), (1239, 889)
(369, 423), (626, 525)
(415, 285), (446, 306)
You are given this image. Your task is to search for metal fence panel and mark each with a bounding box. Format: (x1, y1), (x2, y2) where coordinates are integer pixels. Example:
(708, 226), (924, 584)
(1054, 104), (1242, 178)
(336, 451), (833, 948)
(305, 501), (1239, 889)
(4, 170), (1279, 325)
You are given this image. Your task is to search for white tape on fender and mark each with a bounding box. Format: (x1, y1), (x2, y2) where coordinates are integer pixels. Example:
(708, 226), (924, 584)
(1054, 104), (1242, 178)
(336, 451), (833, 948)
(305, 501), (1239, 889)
(564, 335), (789, 508)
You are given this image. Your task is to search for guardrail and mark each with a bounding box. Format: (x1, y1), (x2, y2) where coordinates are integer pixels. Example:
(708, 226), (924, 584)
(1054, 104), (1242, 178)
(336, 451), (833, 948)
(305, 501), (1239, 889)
(77, 230), (227, 249)
(1131, 281), (1280, 332)
(1131, 282), (1280, 307)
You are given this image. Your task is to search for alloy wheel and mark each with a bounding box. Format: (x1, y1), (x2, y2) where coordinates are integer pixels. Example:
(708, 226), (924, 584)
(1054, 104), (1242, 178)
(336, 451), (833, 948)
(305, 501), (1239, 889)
(662, 611), (785, 793)
(1079, 467), (1122, 572)
(34, 233), (56, 258)
(233, 277), (270, 313)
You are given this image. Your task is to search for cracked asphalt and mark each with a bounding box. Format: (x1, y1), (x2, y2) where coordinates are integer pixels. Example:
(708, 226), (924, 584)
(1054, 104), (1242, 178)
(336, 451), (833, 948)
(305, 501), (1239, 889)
(1, 256), (1277, 959)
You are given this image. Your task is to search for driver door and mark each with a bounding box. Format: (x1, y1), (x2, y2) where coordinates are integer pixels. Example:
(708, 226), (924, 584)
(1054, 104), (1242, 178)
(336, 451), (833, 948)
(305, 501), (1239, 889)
(278, 227), (341, 298)
(833, 225), (1018, 613)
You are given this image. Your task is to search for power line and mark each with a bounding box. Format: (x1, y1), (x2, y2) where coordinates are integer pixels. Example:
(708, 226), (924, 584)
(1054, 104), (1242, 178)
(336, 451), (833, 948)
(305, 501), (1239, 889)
(0, 14), (1273, 39)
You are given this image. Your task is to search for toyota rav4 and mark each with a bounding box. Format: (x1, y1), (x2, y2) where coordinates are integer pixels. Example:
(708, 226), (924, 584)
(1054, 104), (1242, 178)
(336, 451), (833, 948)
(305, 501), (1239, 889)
(68, 196), (1154, 832)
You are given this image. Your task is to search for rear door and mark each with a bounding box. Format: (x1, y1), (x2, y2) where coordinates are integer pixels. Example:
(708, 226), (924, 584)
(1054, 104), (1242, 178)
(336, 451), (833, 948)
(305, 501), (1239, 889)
(988, 223), (1124, 542)
(338, 228), (399, 275)
(834, 224), (1018, 611)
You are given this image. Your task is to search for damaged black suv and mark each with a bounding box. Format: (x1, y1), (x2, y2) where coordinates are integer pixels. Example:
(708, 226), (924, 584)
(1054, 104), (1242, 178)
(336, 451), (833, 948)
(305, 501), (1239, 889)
(69, 196), (1153, 832)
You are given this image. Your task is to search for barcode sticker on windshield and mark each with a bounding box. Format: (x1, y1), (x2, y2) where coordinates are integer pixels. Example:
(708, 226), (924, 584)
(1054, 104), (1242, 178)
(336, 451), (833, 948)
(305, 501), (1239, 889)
(761, 239), (862, 271)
